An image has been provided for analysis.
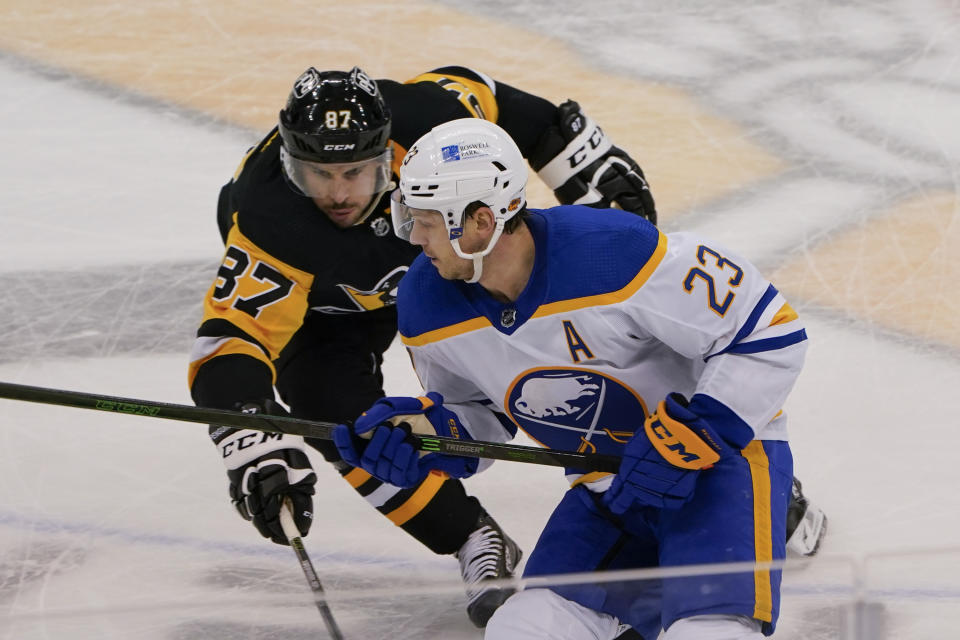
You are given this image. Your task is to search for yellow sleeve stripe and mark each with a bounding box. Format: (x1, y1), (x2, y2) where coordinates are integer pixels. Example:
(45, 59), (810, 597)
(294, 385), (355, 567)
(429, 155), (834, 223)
(404, 72), (499, 122)
(187, 337), (277, 388)
(741, 441), (774, 623)
(769, 302), (798, 326)
(531, 231), (668, 319)
(385, 470), (449, 526)
(401, 231), (668, 347)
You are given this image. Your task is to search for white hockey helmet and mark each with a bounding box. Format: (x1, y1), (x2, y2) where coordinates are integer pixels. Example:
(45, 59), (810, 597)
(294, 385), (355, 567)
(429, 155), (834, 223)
(391, 118), (527, 281)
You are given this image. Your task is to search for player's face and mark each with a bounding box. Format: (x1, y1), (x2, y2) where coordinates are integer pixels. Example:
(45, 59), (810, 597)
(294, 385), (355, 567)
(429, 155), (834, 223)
(408, 209), (474, 280)
(301, 161), (382, 227)
(281, 147), (393, 227)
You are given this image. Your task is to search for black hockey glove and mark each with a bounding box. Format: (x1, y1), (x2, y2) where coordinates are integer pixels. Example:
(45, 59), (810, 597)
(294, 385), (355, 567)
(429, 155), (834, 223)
(210, 399), (316, 545)
(530, 100), (657, 224)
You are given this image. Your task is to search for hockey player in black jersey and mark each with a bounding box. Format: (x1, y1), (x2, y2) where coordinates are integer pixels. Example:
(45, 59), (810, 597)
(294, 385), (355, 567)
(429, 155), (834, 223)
(190, 65), (656, 628)
(189, 65), (823, 628)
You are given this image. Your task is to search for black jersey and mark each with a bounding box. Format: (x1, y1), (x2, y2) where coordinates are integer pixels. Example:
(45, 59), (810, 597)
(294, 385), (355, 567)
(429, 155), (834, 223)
(189, 67), (559, 409)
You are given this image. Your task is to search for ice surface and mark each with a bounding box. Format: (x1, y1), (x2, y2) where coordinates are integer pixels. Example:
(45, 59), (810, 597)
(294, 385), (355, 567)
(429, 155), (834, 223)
(1, 1), (959, 638)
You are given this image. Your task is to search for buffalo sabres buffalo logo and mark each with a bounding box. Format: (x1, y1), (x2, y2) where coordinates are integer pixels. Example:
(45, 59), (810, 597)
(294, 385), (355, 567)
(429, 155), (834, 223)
(505, 368), (648, 456)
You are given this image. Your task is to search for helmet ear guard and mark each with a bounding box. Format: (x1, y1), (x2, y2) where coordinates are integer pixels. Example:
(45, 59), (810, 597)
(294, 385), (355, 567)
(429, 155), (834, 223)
(394, 119), (527, 281)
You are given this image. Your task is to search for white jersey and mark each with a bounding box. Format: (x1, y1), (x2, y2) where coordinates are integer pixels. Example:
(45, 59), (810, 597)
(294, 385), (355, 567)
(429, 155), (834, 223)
(397, 206), (807, 489)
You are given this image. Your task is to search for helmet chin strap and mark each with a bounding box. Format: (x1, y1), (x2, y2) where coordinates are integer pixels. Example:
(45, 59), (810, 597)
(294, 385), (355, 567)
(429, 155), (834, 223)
(453, 220), (505, 284)
(466, 254), (485, 284)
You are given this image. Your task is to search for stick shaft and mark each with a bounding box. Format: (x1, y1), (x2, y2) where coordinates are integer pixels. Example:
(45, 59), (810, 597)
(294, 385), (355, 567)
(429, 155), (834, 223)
(0, 381), (621, 473)
(280, 502), (345, 639)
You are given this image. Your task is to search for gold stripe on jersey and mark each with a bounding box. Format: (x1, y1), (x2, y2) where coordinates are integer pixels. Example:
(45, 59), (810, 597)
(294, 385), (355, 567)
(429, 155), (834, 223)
(569, 471), (613, 488)
(742, 440), (774, 623)
(769, 302), (798, 326)
(389, 140), (409, 179)
(401, 316), (493, 347)
(602, 428), (634, 443)
(404, 72), (499, 122)
(344, 467), (372, 489)
(384, 470), (448, 526)
(401, 232), (668, 347)
(531, 231), (668, 319)
(197, 216), (315, 373)
(187, 336), (277, 389)
(233, 130), (279, 182)
(577, 437), (597, 453)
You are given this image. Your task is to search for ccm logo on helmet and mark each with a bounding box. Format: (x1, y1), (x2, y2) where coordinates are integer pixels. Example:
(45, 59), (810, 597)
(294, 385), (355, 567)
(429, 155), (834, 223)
(324, 144), (356, 151)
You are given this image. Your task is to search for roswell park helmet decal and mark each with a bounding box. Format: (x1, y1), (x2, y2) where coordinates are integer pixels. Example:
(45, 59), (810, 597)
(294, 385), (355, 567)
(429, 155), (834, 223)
(504, 367), (649, 457)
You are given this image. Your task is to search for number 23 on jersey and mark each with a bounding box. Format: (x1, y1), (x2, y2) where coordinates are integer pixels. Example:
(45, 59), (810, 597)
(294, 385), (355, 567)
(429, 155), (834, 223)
(682, 245), (743, 317)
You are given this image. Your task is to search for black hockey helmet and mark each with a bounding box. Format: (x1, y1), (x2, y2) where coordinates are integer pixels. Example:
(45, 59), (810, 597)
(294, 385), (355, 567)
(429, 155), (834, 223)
(278, 67), (392, 163)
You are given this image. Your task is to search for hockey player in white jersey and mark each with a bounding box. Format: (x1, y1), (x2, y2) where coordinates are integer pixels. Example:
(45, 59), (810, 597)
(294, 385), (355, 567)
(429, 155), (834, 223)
(334, 119), (810, 639)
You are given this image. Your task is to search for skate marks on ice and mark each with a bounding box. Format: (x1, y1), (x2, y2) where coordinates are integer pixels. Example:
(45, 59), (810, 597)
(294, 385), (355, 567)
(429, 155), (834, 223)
(188, 562), (477, 640)
(0, 525), (480, 639)
(0, 261), (213, 364)
(440, 0), (960, 351)
(0, 540), (87, 606)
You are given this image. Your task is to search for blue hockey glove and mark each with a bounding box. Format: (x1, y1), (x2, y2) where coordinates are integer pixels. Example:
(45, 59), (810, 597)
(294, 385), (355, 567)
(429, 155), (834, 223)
(604, 393), (726, 513)
(332, 392), (479, 488)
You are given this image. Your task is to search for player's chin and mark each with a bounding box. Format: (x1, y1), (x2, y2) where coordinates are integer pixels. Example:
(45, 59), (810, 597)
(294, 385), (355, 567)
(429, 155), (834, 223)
(436, 263), (470, 281)
(429, 260), (453, 279)
(322, 206), (362, 228)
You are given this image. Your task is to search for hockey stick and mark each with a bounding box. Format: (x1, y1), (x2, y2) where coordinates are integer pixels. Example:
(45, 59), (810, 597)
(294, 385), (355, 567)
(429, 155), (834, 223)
(0, 381), (621, 473)
(280, 499), (345, 640)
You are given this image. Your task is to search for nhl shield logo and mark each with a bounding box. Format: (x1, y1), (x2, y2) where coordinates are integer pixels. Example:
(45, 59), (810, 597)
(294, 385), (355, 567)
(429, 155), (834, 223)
(505, 368), (648, 457)
(370, 216), (390, 237)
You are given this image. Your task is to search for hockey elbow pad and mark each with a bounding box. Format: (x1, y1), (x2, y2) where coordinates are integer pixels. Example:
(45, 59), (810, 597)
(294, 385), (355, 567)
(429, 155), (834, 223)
(604, 393), (726, 513)
(529, 100), (657, 224)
